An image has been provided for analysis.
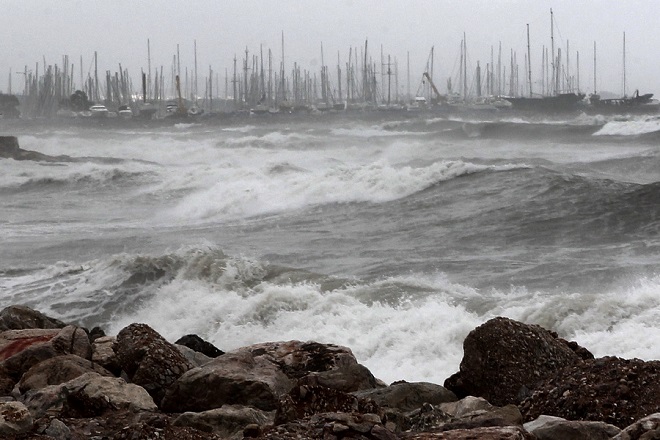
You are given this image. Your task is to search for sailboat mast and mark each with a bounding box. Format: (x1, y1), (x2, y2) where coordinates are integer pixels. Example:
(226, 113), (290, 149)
(622, 32), (627, 97)
(526, 24), (532, 97)
(593, 41), (597, 94)
(550, 8), (556, 95)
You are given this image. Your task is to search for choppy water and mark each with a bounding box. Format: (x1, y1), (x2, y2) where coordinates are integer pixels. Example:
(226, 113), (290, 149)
(2, 111), (660, 384)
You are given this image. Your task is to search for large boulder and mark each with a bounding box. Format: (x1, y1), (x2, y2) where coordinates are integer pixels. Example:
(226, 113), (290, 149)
(612, 412), (660, 439)
(113, 323), (193, 405)
(520, 356), (660, 429)
(17, 354), (114, 393)
(0, 305), (66, 331)
(0, 325), (91, 381)
(20, 372), (157, 419)
(444, 317), (588, 406)
(161, 349), (295, 413)
(161, 340), (365, 413)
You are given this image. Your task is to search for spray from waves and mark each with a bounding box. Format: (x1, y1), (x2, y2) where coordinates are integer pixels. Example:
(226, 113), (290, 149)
(162, 159), (525, 223)
(593, 116), (660, 136)
(3, 244), (660, 384)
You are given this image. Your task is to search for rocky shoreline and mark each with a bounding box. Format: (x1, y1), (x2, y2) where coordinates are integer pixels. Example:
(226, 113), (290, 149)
(0, 306), (658, 439)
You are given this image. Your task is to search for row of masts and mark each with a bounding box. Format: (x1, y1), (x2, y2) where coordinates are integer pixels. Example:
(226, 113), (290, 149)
(6, 16), (632, 118)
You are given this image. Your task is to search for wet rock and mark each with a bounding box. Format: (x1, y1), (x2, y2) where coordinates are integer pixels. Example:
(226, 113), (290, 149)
(400, 425), (536, 439)
(444, 316), (585, 406)
(113, 323), (194, 405)
(92, 335), (121, 375)
(176, 344), (213, 367)
(175, 334), (224, 358)
(520, 356), (660, 428)
(612, 412), (660, 439)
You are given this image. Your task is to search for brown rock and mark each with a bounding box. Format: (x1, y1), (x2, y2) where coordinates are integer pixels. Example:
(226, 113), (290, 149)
(113, 323), (193, 405)
(400, 425), (536, 439)
(524, 415), (620, 440)
(354, 381), (457, 413)
(444, 317), (584, 406)
(0, 306), (66, 331)
(17, 354), (113, 393)
(520, 356), (660, 429)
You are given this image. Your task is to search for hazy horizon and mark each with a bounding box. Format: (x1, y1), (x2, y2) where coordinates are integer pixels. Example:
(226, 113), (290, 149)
(1, 0), (658, 99)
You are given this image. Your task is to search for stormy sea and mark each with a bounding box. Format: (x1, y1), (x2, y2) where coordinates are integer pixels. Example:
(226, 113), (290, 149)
(1, 111), (660, 385)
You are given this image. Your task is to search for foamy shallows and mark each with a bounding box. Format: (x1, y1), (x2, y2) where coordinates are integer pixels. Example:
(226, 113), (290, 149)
(594, 117), (660, 136)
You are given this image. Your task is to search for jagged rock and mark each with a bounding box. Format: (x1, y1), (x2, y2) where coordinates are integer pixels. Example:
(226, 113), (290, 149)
(0, 401), (33, 436)
(177, 344), (213, 367)
(161, 349), (295, 413)
(92, 335), (121, 375)
(524, 414), (620, 440)
(172, 405), (274, 437)
(275, 384), (380, 424)
(17, 354), (113, 393)
(297, 362), (381, 392)
(113, 323), (193, 405)
(0, 137), (74, 162)
(175, 334), (224, 358)
(520, 356), (660, 429)
(162, 340), (365, 413)
(20, 372), (157, 419)
(0, 305), (66, 331)
(354, 381), (457, 412)
(401, 425), (536, 439)
(0, 326), (90, 381)
(612, 412), (660, 439)
(444, 317), (586, 406)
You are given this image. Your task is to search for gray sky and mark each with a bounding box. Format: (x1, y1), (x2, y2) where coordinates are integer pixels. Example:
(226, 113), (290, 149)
(1, 0), (658, 98)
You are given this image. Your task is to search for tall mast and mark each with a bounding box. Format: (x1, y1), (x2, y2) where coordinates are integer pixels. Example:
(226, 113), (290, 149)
(147, 39), (151, 100)
(593, 41), (597, 94)
(194, 39), (198, 101)
(526, 23), (532, 97)
(550, 8), (555, 95)
(622, 32), (627, 97)
(463, 33), (467, 101)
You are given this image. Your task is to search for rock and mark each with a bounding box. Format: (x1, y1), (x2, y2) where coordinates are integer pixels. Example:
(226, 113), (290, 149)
(0, 401), (33, 436)
(175, 334), (224, 358)
(298, 362), (381, 392)
(161, 349), (295, 413)
(113, 323), (194, 405)
(400, 425), (536, 439)
(520, 356), (660, 429)
(612, 412), (660, 439)
(275, 384), (380, 424)
(17, 354), (113, 393)
(255, 412), (390, 440)
(92, 335), (121, 375)
(162, 340), (364, 413)
(524, 414), (620, 440)
(173, 405), (274, 437)
(0, 305), (66, 331)
(444, 317), (585, 406)
(0, 325), (92, 384)
(354, 381), (457, 413)
(0, 137), (74, 162)
(43, 418), (71, 440)
(440, 396), (496, 418)
(21, 372), (157, 419)
(177, 344), (213, 367)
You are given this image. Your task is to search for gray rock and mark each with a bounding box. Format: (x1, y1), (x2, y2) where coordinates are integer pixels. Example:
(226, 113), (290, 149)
(17, 354), (113, 393)
(172, 404), (274, 437)
(354, 381), (457, 413)
(524, 414), (620, 440)
(0, 401), (33, 436)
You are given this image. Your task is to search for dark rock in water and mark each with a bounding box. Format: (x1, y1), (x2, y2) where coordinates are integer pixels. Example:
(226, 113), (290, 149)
(444, 317), (587, 406)
(0, 305), (67, 331)
(520, 356), (660, 429)
(175, 334), (224, 358)
(113, 323), (194, 406)
(0, 136), (75, 162)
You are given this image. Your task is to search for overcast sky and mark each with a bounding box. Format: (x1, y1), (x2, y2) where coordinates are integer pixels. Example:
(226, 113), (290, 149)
(1, 0), (658, 98)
